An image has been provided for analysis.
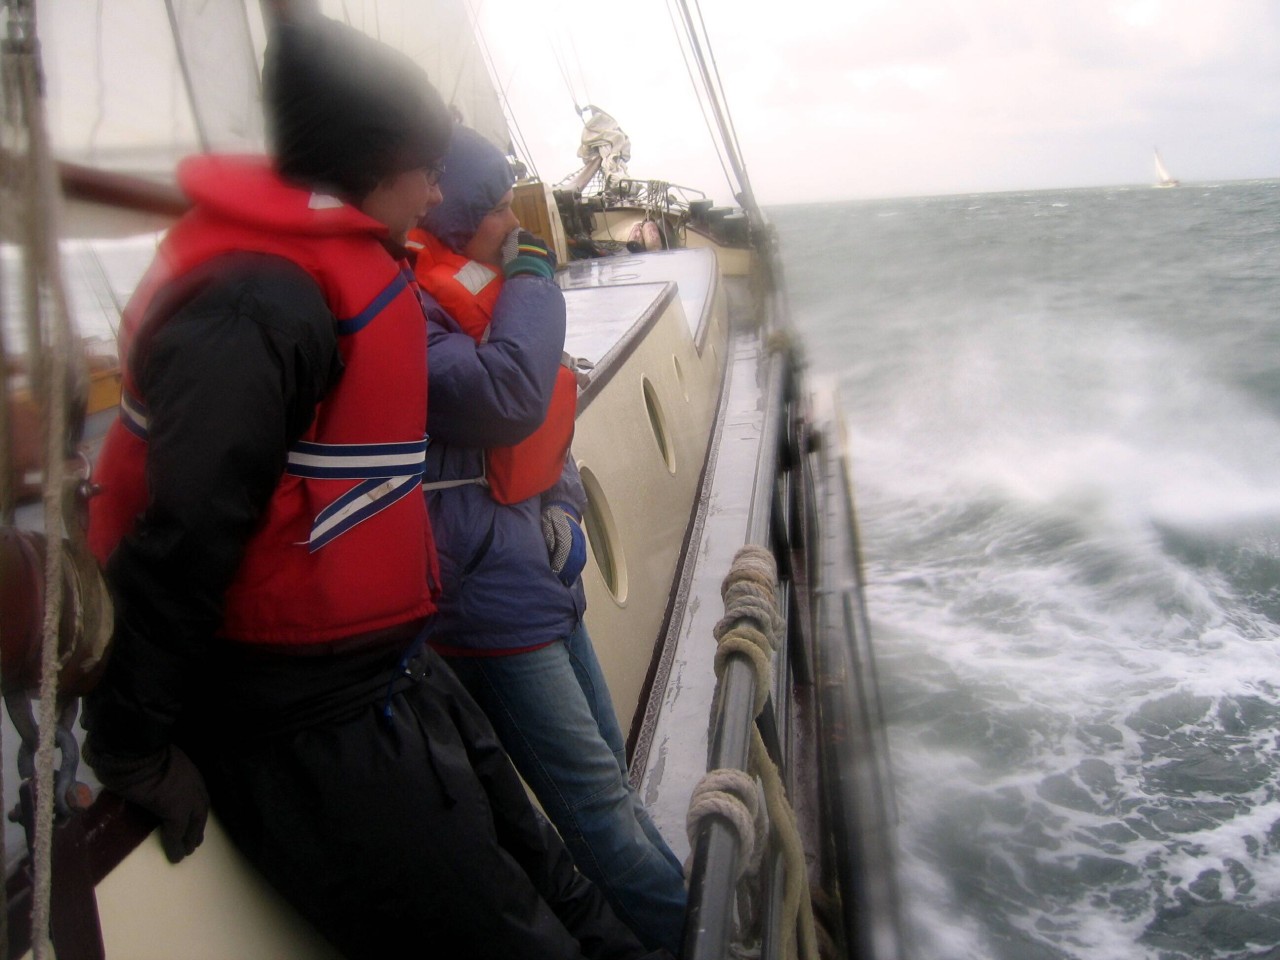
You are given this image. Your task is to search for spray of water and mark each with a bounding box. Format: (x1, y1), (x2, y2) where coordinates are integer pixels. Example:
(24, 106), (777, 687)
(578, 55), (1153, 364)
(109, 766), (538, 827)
(778, 183), (1280, 959)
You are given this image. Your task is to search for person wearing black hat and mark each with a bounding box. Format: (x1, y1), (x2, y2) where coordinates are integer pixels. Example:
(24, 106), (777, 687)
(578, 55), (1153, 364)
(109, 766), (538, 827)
(81, 15), (666, 960)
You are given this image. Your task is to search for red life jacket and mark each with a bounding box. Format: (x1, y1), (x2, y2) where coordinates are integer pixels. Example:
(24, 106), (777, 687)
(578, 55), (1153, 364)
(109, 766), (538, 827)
(408, 229), (577, 505)
(90, 155), (437, 645)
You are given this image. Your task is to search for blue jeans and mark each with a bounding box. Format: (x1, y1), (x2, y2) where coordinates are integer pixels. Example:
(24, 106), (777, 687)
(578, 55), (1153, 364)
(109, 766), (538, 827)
(445, 623), (687, 955)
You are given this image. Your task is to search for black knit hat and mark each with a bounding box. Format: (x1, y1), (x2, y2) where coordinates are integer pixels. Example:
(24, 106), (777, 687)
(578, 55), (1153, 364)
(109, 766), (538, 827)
(263, 17), (452, 201)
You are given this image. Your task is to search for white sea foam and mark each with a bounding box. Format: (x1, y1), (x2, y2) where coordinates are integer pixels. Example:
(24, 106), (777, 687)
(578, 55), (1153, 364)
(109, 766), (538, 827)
(777, 182), (1280, 959)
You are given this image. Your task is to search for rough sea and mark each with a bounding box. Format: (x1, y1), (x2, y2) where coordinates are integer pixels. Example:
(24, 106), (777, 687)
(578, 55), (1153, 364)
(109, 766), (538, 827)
(772, 180), (1280, 960)
(5, 181), (1279, 958)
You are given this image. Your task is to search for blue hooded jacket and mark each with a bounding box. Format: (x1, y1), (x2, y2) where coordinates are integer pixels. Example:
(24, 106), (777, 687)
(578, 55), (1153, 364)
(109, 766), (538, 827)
(420, 126), (586, 652)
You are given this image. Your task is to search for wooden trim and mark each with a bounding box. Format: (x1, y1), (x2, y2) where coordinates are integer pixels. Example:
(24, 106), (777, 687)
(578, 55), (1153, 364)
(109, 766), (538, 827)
(57, 162), (190, 219)
(5, 792), (156, 960)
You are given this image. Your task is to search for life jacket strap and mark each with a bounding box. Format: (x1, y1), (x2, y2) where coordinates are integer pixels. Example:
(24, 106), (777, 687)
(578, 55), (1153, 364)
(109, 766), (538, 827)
(285, 439), (428, 480)
(284, 439), (428, 552)
(120, 390), (150, 439)
(420, 475), (488, 492)
(306, 474), (422, 553)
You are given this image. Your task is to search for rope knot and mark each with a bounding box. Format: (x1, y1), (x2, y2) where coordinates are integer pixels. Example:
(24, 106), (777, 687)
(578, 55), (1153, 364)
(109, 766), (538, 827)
(690, 542), (821, 959)
(712, 545), (784, 715)
(686, 768), (764, 879)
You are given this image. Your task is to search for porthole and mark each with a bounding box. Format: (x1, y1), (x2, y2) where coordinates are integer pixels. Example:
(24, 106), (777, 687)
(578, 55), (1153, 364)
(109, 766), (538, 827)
(642, 377), (676, 474)
(579, 465), (627, 604)
(673, 355), (688, 401)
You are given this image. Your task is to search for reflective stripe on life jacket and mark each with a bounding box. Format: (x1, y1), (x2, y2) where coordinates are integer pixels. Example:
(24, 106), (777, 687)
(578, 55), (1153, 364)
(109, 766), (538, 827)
(122, 390), (428, 552)
(410, 228), (576, 505)
(286, 439), (428, 551)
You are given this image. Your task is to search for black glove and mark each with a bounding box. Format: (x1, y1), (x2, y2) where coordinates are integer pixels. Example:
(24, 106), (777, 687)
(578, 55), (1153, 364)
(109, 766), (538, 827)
(501, 229), (557, 280)
(86, 743), (210, 863)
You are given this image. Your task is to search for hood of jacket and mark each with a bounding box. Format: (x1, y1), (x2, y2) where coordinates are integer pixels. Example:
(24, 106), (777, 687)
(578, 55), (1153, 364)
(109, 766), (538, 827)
(421, 124), (515, 254)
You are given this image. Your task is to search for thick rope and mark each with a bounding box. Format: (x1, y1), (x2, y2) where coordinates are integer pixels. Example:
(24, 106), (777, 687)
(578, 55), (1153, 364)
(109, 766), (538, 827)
(711, 546), (784, 712)
(686, 767), (761, 876)
(0, 35), (15, 952)
(6, 7), (75, 953)
(750, 734), (816, 960)
(687, 545), (819, 960)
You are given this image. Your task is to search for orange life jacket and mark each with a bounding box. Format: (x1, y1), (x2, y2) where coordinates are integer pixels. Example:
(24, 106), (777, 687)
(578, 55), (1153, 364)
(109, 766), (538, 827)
(90, 155), (437, 645)
(409, 229), (577, 505)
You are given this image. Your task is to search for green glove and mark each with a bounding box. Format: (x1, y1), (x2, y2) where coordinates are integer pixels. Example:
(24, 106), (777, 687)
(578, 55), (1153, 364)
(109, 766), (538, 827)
(501, 229), (557, 280)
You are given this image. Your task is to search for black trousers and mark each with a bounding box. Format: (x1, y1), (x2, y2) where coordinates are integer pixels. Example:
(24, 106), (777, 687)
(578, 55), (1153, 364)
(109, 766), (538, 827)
(187, 643), (664, 960)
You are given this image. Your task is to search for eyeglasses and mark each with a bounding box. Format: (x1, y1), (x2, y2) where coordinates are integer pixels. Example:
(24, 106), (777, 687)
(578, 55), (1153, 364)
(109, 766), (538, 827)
(426, 162), (446, 187)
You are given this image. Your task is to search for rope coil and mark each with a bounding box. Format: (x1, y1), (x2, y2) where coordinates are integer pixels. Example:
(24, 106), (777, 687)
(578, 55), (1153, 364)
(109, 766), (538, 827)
(687, 545), (818, 960)
(3, 7), (92, 954)
(710, 544), (784, 711)
(686, 768), (761, 877)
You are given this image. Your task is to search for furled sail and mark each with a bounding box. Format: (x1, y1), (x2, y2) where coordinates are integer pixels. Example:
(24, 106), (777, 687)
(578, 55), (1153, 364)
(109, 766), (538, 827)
(576, 105), (631, 181)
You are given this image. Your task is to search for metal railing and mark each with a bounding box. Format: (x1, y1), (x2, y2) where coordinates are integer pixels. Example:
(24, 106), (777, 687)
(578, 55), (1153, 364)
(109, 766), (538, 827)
(682, 339), (793, 960)
(680, 299), (907, 958)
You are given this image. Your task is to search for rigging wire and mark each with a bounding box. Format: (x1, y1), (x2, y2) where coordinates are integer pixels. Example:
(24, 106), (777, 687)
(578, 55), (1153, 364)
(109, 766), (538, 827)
(662, 0), (736, 201)
(548, 35), (586, 118)
(690, 0), (748, 189)
(85, 247), (124, 335)
(88, 0), (106, 164)
(163, 0), (230, 153)
(566, 31), (591, 113)
(462, 0), (540, 181)
(672, 0), (744, 194)
(497, 70), (540, 181)
(670, 0), (760, 216)
(445, 13), (479, 112)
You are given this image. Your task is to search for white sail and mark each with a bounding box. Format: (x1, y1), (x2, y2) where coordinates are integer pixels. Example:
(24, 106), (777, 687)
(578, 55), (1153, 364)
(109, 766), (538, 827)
(38, 0), (263, 177)
(1153, 147), (1179, 187)
(38, 0), (513, 178)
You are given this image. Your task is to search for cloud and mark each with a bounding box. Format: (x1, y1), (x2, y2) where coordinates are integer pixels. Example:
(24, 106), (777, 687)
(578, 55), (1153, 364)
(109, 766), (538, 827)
(433, 0), (1280, 201)
(699, 0), (1280, 199)
(32, 0), (1276, 205)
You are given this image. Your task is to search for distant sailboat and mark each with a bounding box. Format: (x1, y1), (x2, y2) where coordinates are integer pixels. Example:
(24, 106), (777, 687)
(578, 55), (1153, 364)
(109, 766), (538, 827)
(1153, 147), (1180, 188)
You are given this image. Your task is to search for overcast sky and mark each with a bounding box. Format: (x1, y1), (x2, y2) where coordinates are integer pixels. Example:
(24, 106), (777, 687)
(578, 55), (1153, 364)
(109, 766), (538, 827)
(38, 0), (1280, 208)
(477, 0), (1280, 205)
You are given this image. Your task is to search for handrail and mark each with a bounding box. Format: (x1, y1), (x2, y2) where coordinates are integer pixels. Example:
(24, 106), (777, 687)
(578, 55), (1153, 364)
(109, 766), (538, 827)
(682, 337), (790, 960)
(814, 438), (907, 960)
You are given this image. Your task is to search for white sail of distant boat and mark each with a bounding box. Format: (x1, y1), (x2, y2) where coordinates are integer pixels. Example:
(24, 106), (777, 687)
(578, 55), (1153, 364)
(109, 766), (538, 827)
(1153, 147), (1180, 188)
